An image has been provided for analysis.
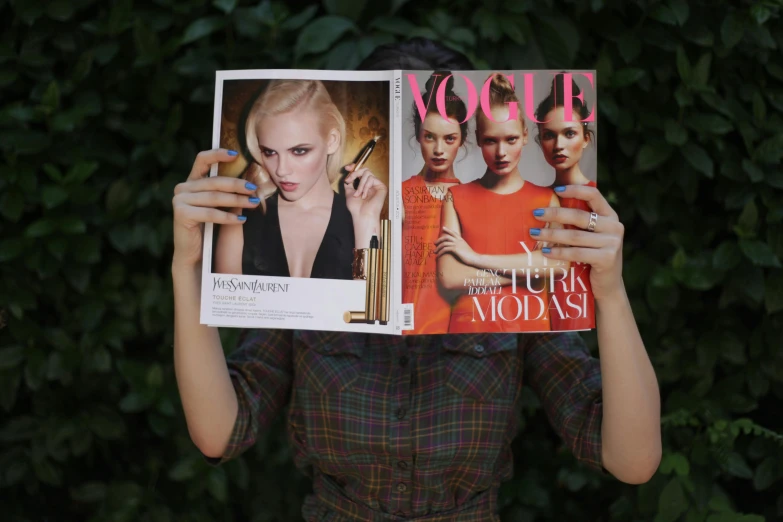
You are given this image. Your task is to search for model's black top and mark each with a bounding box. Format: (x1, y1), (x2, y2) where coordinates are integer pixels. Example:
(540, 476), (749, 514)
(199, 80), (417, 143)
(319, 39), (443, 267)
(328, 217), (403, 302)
(241, 191), (354, 280)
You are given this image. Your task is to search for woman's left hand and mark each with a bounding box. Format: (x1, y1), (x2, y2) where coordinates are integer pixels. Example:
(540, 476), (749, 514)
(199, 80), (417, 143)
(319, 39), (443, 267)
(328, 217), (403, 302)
(434, 226), (480, 266)
(531, 185), (624, 301)
(344, 163), (387, 220)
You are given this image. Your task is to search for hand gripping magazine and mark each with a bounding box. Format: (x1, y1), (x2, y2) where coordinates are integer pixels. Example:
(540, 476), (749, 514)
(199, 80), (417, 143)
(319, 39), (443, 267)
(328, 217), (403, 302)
(200, 69), (597, 335)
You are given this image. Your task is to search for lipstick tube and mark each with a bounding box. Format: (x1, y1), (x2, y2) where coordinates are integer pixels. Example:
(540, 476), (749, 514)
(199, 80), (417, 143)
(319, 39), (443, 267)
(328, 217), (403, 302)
(365, 235), (379, 322)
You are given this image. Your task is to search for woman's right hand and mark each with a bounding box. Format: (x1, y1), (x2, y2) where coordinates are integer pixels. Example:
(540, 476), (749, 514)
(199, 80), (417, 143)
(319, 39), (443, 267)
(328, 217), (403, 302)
(171, 149), (260, 268)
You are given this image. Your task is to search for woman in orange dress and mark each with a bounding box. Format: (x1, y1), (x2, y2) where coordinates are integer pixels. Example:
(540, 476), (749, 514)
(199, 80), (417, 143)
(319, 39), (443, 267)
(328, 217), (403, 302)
(534, 74), (597, 331)
(401, 72), (468, 334)
(435, 73), (565, 333)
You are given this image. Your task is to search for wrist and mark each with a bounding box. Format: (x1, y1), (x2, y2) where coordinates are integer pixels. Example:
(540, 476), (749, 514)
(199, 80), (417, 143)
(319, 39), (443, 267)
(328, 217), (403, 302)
(594, 281), (628, 306)
(353, 219), (379, 249)
(172, 258), (201, 278)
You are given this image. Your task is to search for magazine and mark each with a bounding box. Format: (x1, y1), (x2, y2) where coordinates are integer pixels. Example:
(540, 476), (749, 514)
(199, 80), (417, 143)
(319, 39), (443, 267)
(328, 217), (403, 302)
(200, 69), (597, 335)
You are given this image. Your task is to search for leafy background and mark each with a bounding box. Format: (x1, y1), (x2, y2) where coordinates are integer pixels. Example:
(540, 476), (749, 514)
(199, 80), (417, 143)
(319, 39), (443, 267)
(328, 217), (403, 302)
(1, 0), (783, 520)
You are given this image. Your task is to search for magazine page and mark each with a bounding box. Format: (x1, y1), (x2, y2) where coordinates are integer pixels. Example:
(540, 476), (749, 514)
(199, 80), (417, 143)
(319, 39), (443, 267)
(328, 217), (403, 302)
(398, 70), (597, 334)
(200, 69), (397, 334)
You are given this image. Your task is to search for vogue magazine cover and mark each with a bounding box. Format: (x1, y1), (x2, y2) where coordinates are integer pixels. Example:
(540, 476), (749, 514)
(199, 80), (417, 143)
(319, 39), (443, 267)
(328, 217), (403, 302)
(200, 69), (597, 335)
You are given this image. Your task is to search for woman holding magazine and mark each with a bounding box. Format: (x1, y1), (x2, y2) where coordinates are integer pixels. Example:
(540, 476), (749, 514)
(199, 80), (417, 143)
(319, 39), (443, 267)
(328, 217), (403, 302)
(213, 79), (387, 280)
(535, 74), (597, 331)
(435, 73), (563, 333)
(171, 38), (661, 522)
(401, 71), (468, 334)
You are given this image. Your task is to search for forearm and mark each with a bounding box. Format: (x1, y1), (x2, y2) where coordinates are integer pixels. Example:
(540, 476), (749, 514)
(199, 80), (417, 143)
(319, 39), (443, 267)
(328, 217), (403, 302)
(172, 262), (239, 457)
(596, 285), (661, 483)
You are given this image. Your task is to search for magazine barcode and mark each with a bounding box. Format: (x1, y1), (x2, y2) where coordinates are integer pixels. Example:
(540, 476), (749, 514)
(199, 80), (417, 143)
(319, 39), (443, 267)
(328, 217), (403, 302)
(401, 304), (414, 330)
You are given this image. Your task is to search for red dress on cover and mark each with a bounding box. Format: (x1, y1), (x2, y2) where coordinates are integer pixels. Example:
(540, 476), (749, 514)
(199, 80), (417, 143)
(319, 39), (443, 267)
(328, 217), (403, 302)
(549, 179), (597, 331)
(447, 180), (554, 333)
(401, 176), (459, 334)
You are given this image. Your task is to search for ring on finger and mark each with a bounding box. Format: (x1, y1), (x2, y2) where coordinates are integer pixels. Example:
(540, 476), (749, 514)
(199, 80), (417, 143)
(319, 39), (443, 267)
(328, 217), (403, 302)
(587, 212), (598, 232)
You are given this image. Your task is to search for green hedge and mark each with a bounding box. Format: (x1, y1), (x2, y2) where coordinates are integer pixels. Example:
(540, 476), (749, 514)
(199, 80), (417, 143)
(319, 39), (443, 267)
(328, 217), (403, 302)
(1, 0), (783, 520)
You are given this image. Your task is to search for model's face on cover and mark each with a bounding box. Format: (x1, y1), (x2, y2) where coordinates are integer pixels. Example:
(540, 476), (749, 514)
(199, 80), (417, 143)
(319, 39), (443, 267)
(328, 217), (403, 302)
(256, 108), (339, 202)
(538, 106), (588, 171)
(476, 107), (527, 176)
(418, 113), (461, 174)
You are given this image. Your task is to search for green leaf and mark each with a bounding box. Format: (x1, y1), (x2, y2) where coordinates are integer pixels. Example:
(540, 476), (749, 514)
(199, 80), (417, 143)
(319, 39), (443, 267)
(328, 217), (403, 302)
(0, 346), (24, 370)
(181, 17), (227, 45)
(719, 333), (746, 365)
(664, 120), (688, 145)
(611, 68), (645, 87)
(723, 452), (753, 479)
(70, 482), (107, 503)
(280, 5), (318, 31)
(41, 81), (60, 111)
(369, 16), (416, 35)
(686, 114), (732, 135)
(764, 271), (783, 314)
(713, 241), (742, 269)
(0, 416), (40, 442)
(212, 0), (238, 14)
(635, 142), (673, 172)
(735, 199), (758, 237)
(323, 0), (367, 21)
(740, 239), (781, 267)
(754, 134), (783, 164)
(680, 143), (713, 178)
(752, 456), (778, 490)
(25, 218), (57, 238)
(668, 0), (689, 26)
(741, 159), (764, 183)
(168, 458), (199, 481)
(295, 16), (356, 59)
(721, 13), (745, 48)
(88, 411), (126, 440)
(207, 468), (228, 502)
(660, 452), (690, 476)
(64, 162), (98, 185)
(691, 53), (711, 87)
(649, 4), (677, 25)
(676, 46), (691, 82)
(658, 477), (688, 522)
(501, 18), (526, 45)
(41, 185), (69, 209)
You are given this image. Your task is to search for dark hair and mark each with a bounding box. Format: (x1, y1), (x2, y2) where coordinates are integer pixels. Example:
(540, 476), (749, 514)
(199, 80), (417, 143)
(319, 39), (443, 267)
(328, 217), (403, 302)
(476, 73), (526, 135)
(534, 73), (594, 144)
(411, 72), (468, 144)
(356, 37), (473, 71)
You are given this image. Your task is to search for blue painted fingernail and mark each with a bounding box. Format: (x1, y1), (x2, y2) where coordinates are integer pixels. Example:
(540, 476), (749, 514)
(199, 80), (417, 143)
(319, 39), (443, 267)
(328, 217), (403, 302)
(249, 196), (260, 204)
(533, 208), (545, 217)
(542, 247), (551, 254)
(227, 150), (238, 156)
(237, 215), (247, 221)
(554, 185), (566, 192)
(245, 182), (257, 190)
(530, 228), (541, 236)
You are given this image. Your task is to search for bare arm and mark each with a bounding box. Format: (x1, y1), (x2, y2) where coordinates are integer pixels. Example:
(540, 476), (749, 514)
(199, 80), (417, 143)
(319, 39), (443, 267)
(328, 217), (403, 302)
(171, 149), (261, 457)
(214, 219), (244, 275)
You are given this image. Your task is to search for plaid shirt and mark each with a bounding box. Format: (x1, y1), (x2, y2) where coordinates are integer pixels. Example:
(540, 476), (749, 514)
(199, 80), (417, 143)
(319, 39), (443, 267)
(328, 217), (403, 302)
(203, 330), (607, 521)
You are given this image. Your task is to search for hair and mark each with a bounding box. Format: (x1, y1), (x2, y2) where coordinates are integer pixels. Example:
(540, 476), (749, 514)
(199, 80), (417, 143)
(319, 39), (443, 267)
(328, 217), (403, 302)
(412, 71), (469, 144)
(243, 80), (346, 205)
(534, 74), (594, 144)
(476, 73), (526, 135)
(356, 37), (473, 71)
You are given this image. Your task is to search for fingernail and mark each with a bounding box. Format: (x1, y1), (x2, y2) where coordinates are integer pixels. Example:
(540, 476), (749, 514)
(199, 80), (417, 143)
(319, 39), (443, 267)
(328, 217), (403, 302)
(554, 185), (566, 193)
(249, 197), (260, 204)
(227, 150), (238, 156)
(530, 228), (540, 236)
(245, 182), (257, 190)
(237, 215), (247, 221)
(542, 247), (551, 254)
(533, 208), (545, 217)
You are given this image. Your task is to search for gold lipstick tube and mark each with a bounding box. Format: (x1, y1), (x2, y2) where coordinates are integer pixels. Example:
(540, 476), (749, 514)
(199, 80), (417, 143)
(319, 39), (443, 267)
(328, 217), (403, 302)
(343, 311), (367, 323)
(366, 235), (379, 322)
(379, 220), (391, 324)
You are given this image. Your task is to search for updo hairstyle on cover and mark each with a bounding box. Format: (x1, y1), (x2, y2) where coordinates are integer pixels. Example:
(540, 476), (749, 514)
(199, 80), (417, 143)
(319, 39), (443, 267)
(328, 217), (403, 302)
(533, 74), (595, 145)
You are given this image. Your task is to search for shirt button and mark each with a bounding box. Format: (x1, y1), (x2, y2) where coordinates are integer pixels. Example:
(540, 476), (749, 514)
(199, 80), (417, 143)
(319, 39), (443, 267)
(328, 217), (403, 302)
(323, 344), (332, 352)
(399, 355), (408, 367)
(473, 344), (485, 353)
(397, 460), (408, 470)
(396, 407), (406, 419)
(396, 482), (407, 492)
(394, 510), (406, 517)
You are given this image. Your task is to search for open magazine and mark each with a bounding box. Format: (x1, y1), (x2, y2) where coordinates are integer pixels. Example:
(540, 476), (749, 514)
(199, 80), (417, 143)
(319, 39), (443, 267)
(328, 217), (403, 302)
(200, 69), (597, 335)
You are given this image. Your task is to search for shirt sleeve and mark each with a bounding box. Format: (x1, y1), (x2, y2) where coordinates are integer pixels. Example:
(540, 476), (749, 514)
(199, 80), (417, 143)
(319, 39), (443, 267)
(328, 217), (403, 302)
(202, 328), (294, 466)
(521, 331), (608, 475)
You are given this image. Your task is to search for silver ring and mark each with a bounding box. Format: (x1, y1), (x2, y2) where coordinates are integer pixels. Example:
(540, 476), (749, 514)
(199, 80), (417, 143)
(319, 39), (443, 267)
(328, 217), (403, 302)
(587, 212), (598, 232)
